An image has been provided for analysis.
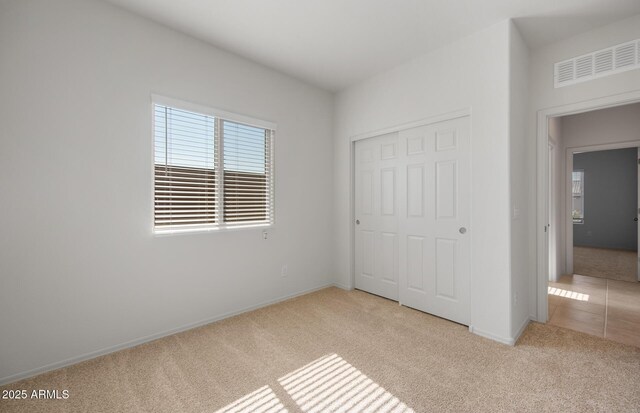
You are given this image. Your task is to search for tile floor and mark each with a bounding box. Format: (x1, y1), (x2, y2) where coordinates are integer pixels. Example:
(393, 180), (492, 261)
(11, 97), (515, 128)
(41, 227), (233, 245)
(548, 274), (640, 347)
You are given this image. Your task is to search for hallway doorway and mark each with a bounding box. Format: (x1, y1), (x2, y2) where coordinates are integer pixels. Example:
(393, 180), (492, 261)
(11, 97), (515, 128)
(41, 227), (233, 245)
(543, 102), (640, 347)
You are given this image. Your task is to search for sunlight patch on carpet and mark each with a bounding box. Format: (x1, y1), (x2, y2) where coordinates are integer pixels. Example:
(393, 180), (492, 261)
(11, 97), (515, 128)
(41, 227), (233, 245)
(214, 385), (287, 413)
(278, 353), (414, 413)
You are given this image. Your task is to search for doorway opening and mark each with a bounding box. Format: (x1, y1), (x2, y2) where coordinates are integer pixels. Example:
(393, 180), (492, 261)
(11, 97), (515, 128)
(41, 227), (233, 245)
(543, 102), (640, 347)
(571, 147), (638, 283)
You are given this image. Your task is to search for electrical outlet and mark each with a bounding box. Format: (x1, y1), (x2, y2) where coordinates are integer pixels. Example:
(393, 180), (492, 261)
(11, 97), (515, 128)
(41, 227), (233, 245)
(281, 265), (288, 277)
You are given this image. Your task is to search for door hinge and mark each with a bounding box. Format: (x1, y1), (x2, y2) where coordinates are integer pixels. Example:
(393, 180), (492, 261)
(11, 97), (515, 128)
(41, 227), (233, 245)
(544, 226), (547, 233)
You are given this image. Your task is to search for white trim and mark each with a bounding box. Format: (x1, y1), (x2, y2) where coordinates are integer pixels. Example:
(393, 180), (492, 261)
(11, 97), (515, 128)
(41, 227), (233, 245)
(153, 223), (273, 237)
(348, 140), (355, 290)
(468, 325), (522, 346)
(150, 98), (156, 235)
(566, 147), (573, 274)
(350, 108), (471, 142)
(151, 94), (277, 130)
(333, 282), (353, 291)
(0, 283), (338, 386)
(567, 140), (640, 154)
(564, 140), (640, 273)
(469, 317), (529, 346)
(536, 89), (640, 323)
(512, 317), (531, 346)
(548, 142), (559, 282)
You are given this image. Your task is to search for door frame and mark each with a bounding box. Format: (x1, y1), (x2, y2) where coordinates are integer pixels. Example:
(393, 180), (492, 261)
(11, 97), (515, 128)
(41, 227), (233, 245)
(548, 141), (558, 282)
(349, 108), (471, 292)
(564, 140), (640, 276)
(536, 90), (640, 323)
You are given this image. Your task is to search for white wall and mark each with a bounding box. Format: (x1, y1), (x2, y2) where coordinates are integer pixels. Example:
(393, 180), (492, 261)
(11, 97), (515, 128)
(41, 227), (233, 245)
(529, 14), (640, 113)
(0, 0), (334, 383)
(508, 22), (531, 338)
(334, 21), (514, 343)
(561, 103), (640, 148)
(528, 13), (640, 318)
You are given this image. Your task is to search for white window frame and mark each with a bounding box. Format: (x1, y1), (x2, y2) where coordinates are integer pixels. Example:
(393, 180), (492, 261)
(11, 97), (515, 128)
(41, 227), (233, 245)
(572, 169), (584, 224)
(151, 95), (276, 235)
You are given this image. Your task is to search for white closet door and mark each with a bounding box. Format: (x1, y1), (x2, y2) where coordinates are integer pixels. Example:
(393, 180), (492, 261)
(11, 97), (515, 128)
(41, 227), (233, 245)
(398, 117), (471, 325)
(354, 116), (470, 325)
(354, 132), (400, 300)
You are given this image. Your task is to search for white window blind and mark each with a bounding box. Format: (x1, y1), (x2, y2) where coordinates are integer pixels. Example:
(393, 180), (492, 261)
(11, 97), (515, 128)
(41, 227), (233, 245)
(154, 100), (274, 232)
(223, 120), (274, 225)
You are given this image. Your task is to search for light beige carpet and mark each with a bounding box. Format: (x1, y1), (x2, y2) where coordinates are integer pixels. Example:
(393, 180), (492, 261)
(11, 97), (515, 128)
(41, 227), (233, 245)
(1, 287), (640, 412)
(574, 246), (638, 283)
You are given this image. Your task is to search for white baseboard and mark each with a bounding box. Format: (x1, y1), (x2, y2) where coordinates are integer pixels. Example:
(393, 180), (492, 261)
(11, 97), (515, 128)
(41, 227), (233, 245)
(0, 283), (338, 386)
(333, 282), (352, 291)
(468, 326), (513, 345)
(512, 316), (531, 345)
(469, 317), (531, 346)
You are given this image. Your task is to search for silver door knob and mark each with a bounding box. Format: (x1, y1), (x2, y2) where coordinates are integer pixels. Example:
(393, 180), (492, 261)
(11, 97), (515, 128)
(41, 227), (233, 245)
(356, 219), (360, 225)
(459, 227), (467, 234)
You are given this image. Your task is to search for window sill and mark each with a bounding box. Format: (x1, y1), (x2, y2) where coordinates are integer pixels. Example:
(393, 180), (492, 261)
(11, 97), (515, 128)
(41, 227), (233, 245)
(153, 223), (273, 237)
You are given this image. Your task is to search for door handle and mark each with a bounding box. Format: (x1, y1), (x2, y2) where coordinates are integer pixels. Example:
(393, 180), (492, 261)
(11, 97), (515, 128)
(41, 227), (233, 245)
(635, 218), (638, 222)
(356, 219), (360, 225)
(459, 227), (467, 234)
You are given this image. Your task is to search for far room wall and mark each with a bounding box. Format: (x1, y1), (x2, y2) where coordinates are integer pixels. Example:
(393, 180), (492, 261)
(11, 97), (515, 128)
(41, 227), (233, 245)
(572, 148), (637, 251)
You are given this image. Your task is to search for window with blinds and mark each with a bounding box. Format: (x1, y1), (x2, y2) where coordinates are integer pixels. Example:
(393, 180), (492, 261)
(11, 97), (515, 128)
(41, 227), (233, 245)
(153, 99), (274, 232)
(572, 170), (584, 224)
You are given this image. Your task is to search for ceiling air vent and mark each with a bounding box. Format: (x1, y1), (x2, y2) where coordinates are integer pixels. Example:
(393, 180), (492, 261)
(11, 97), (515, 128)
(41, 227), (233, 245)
(575, 55), (593, 79)
(554, 39), (640, 88)
(615, 43), (636, 69)
(556, 60), (574, 84)
(594, 49), (613, 74)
